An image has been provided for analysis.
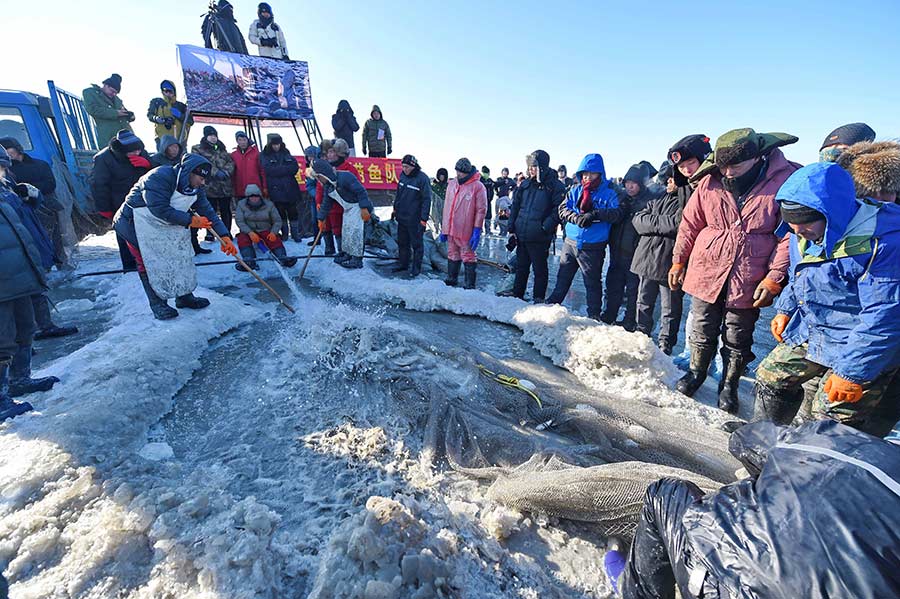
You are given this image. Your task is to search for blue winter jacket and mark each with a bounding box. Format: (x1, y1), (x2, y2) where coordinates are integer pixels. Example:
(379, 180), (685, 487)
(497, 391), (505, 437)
(0, 189), (46, 302)
(774, 162), (900, 383)
(2, 180), (56, 269)
(114, 154), (230, 248)
(317, 171), (374, 221)
(558, 154), (621, 248)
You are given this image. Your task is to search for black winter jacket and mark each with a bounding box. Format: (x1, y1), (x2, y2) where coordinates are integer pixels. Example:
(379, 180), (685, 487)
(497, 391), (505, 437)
(495, 176), (515, 198)
(608, 186), (654, 267)
(331, 100), (360, 150)
(393, 169), (432, 225)
(260, 147), (301, 205)
(91, 140), (151, 213)
(630, 185), (691, 281)
(509, 176), (565, 243)
(9, 154), (56, 196)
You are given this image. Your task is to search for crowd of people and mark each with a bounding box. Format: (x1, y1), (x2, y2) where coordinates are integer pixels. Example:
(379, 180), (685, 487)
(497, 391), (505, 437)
(2, 4), (899, 593)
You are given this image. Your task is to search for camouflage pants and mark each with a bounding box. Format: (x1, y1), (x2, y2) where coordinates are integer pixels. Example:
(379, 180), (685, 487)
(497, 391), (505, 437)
(756, 343), (899, 435)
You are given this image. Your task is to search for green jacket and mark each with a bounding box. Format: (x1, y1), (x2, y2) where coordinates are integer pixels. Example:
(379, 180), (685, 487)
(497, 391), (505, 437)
(83, 84), (134, 146)
(362, 105), (392, 156)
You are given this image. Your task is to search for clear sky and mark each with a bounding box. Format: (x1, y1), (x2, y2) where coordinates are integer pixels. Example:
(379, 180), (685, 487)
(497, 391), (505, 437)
(6, 0), (899, 178)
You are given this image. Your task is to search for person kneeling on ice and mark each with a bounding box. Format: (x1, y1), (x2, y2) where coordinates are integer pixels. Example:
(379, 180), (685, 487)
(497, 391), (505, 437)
(113, 154), (237, 320)
(311, 159), (373, 269)
(234, 184), (297, 271)
(603, 420), (900, 598)
(752, 162), (900, 436)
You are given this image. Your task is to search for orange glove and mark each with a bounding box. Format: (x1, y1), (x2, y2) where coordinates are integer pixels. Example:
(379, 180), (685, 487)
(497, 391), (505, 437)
(190, 215), (212, 229)
(220, 236), (238, 257)
(360, 208), (371, 222)
(770, 314), (790, 343)
(753, 278), (783, 308)
(318, 220), (327, 232)
(267, 232), (279, 243)
(668, 263), (686, 290)
(824, 374), (864, 404)
(249, 232), (261, 244)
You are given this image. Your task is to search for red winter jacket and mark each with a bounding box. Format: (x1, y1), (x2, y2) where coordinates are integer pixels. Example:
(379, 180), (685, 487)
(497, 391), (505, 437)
(231, 144), (263, 198)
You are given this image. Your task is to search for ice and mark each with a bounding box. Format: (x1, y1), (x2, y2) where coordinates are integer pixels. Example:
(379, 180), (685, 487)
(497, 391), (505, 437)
(138, 442), (175, 461)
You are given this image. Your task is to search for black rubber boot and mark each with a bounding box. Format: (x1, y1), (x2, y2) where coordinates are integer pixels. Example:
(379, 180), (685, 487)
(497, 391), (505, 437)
(444, 260), (462, 287)
(463, 262), (477, 290)
(289, 220), (302, 242)
(139, 272), (178, 320)
(752, 384), (804, 425)
(675, 343), (716, 397)
(0, 362), (33, 422)
(273, 246), (297, 267)
(34, 325), (79, 340)
(8, 345), (59, 398)
(236, 245), (258, 271)
(658, 342), (673, 356)
(192, 231), (212, 255)
(339, 256), (363, 269)
(323, 232), (336, 256)
(410, 249), (423, 277)
(717, 351), (746, 414)
(280, 220), (290, 239)
(175, 293), (211, 310)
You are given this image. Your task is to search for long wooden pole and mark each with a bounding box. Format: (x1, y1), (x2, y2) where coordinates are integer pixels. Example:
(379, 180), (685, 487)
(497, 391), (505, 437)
(297, 230), (323, 281)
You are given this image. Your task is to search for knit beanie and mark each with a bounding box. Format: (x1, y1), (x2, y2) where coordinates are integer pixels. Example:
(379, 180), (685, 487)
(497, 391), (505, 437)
(235, 131), (249, 141)
(402, 154), (419, 168)
(454, 157), (475, 174)
(820, 122), (876, 151)
(102, 74), (122, 92)
(779, 201), (826, 224)
(0, 136), (23, 153)
(115, 129), (143, 152)
(203, 125), (218, 138)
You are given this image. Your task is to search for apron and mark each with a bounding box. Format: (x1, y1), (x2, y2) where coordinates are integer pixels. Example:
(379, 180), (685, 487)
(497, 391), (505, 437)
(133, 190), (198, 299)
(329, 189), (364, 257)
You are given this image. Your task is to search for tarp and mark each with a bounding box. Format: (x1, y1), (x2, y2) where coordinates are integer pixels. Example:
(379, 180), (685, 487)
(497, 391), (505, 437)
(176, 44), (314, 123)
(293, 157), (403, 191)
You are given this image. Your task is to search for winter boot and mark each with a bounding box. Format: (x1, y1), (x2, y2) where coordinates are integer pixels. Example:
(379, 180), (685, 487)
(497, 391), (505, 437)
(409, 249), (424, 277)
(273, 246), (298, 267)
(751, 384), (804, 425)
(139, 271), (178, 320)
(599, 312), (616, 325)
(9, 344), (59, 398)
(323, 232), (336, 256)
(236, 245), (258, 271)
(0, 362), (33, 423)
(658, 341), (673, 356)
(290, 220), (302, 242)
(192, 231), (212, 255)
(675, 343), (716, 397)
(339, 255), (363, 269)
(34, 324), (79, 340)
(176, 293), (211, 310)
(463, 263), (477, 290)
(444, 260), (462, 286)
(717, 352), (746, 414)
(281, 219), (290, 239)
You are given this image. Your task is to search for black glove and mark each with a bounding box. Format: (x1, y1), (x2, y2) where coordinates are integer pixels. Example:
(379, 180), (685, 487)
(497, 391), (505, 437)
(163, 117), (175, 129)
(506, 235), (517, 252)
(576, 212), (595, 228)
(261, 37), (277, 47)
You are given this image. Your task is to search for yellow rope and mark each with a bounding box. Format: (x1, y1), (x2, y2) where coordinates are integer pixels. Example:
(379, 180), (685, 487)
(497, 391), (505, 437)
(477, 365), (543, 408)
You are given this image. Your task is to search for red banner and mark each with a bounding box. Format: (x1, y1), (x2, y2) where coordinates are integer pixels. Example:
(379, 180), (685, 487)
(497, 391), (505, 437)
(294, 156), (402, 191)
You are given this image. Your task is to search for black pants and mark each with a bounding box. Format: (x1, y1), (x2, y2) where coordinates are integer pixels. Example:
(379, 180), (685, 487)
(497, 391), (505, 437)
(0, 296), (37, 363)
(30, 294), (53, 330)
(115, 233), (138, 272)
(636, 278), (685, 350)
(690, 292), (760, 362)
(208, 196), (233, 233)
(397, 222), (424, 267)
(547, 240), (606, 319)
(369, 150), (387, 158)
(623, 478), (721, 599)
(513, 240), (550, 301)
(604, 257), (639, 324)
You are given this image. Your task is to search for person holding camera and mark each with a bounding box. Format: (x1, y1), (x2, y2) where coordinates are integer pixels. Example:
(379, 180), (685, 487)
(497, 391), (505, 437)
(83, 74), (135, 146)
(248, 3), (289, 60)
(147, 80), (191, 146)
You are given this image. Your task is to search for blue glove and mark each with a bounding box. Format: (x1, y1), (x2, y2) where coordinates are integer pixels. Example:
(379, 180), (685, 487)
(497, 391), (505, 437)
(469, 228), (482, 251)
(438, 233), (448, 243)
(256, 241), (269, 254)
(215, 170), (229, 181)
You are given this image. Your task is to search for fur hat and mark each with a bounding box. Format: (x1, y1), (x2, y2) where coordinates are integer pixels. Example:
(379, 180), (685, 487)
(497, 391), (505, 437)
(821, 122), (876, 151)
(668, 134), (712, 166)
(526, 150), (550, 170)
(836, 141), (900, 198)
(102, 73), (122, 92)
(331, 138), (350, 157)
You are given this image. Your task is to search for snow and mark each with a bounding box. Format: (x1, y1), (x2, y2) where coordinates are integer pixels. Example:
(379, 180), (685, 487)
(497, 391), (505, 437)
(0, 231), (737, 597)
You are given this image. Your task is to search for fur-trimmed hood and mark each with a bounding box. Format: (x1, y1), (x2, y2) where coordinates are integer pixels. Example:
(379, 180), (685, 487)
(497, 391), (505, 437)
(836, 140), (900, 199)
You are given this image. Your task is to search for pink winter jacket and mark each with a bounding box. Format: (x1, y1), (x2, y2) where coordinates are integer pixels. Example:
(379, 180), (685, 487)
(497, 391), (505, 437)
(672, 149), (800, 309)
(442, 172), (487, 242)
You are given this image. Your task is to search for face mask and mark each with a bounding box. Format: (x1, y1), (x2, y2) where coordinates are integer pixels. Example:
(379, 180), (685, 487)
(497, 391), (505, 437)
(819, 147), (843, 163)
(722, 159), (764, 198)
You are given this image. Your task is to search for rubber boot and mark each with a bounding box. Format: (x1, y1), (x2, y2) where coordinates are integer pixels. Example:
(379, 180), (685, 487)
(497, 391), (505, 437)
(752, 384), (804, 425)
(463, 262), (477, 290)
(192, 230), (212, 255)
(658, 342), (673, 356)
(339, 255), (363, 269)
(333, 236), (349, 263)
(675, 343), (716, 397)
(410, 248), (423, 277)
(281, 219), (290, 239)
(444, 260), (462, 287)
(34, 324), (79, 340)
(273, 246), (297, 267)
(0, 362), (33, 422)
(236, 245), (258, 271)
(717, 351), (745, 414)
(289, 220), (302, 242)
(175, 293), (211, 310)
(323, 232), (336, 256)
(139, 271), (178, 320)
(9, 344), (59, 398)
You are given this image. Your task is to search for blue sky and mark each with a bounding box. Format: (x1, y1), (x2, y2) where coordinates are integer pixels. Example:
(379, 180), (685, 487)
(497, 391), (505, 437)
(6, 0), (899, 177)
